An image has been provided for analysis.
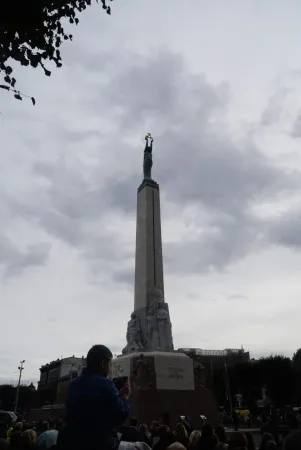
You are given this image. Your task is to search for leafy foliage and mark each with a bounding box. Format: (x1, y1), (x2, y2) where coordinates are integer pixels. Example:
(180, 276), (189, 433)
(292, 349), (301, 404)
(0, 384), (38, 411)
(213, 354), (299, 409)
(0, 0), (113, 103)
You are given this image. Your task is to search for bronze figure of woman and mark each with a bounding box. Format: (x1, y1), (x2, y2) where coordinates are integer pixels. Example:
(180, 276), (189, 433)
(143, 133), (153, 180)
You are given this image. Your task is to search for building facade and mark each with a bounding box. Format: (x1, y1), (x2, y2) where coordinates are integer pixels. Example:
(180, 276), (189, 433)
(38, 356), (86, 405)
(178, 348), (250, 389)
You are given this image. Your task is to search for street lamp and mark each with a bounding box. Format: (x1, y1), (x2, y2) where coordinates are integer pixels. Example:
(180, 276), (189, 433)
(14, 360), (25, 414)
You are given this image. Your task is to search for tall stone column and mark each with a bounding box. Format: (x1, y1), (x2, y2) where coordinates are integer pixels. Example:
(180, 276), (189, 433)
(122, 134), (173, 354)
(134, 179), (164, 311)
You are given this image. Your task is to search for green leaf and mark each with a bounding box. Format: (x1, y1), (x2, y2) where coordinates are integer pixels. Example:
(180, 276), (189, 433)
(5, 66), (13, 75)
(14, 94), (22, 101)
(44, 69), (51, 76)
(31, 97), (36, 105)
(0, 85), (10, 91)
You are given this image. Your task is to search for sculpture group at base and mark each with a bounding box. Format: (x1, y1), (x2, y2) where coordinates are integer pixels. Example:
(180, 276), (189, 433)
(122, 287), (174, 354)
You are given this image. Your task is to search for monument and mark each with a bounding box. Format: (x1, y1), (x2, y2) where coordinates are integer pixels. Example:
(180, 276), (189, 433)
(111, 134), (218, 426)
(122, 133), (173, 354)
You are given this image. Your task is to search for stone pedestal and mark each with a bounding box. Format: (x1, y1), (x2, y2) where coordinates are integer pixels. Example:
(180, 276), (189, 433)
(111, 352), (219, 427)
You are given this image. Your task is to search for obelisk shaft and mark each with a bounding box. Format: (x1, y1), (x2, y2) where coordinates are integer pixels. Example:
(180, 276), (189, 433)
(134, 180), (164, 311)
(122, 135), (173, 355)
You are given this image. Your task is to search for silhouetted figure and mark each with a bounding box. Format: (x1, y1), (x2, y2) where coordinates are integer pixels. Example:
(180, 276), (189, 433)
(58, 344), (130, 450)
(121, 418), (143, 443)
(244, 432), (256, 450)
(198, 425), (216, 450)
(283, 428), (301, 450)
(228, 432), (247, 450)
(174, 423), (189, 449)
(139, 424), (151, 446)
(188, 430), (201, 450)
(152, 425), (175, 450)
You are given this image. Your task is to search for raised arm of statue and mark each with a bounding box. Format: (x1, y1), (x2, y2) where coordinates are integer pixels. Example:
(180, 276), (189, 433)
(143, 133), (154, 180)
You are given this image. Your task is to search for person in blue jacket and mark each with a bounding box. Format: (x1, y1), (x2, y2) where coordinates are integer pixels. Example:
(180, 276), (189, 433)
(58, 344), (130, 450)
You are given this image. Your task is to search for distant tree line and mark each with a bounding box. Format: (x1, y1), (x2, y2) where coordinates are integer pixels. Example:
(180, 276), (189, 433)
(0, 384), (37, 412)
(213, 349), (301, 410)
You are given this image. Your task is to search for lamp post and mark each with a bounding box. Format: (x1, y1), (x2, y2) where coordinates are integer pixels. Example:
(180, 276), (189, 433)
(14, 360), (25, 414)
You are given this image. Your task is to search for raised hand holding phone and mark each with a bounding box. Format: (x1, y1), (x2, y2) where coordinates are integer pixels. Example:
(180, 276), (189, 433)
(119, 379), (131, 399)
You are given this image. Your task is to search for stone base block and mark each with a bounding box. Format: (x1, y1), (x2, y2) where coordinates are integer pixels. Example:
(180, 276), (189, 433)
(111, 351), (218, 427)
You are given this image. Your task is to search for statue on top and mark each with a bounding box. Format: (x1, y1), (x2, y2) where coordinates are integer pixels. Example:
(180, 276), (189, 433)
(143, 133), (153, 180)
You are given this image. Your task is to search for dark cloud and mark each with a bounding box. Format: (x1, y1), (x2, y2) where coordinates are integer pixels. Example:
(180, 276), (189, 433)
(268, 210), (301, 248)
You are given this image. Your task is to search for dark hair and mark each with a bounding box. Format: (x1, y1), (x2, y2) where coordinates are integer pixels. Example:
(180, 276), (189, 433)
(201, 424), (213, 440)
(215, 426), (226, 444)
(244, 432), (256, 450)
(260, 433), (275, 450)
(283, 429), (301, 450)
(228, 432), (247, 450)
(86, 345), (113, 372)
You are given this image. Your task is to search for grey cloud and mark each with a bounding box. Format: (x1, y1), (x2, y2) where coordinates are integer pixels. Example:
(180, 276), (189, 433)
(164, 213), (261, 273)
(227, 294), (249, 301)
(11, 48), (301, 282)
(291, 110), (301, 137)
(261, 87), (290, 126)
(268, 210), (301, 248)
(0, 238), (50, 278)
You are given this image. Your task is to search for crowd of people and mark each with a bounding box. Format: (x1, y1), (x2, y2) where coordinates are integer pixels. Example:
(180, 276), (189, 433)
(0, 344), (300, 450)
(0, 416), (300, 450)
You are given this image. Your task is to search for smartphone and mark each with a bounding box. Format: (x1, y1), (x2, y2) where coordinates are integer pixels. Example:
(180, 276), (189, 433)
(113, 376), (128, 391)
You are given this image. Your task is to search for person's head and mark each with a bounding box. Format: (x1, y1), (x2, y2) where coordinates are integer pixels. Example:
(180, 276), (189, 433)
(189, 430), (201, 449)
(168, 443), (186, 450)
(43, 421), (49, 431)
(21, 429), (37, 449)
(200, 424), (213, 440)
(156, 425), (169, 440)
(261, 433), (275, 450)
(215, 426), (226, 444)
(151, 421), (159, 431)
(244, 432), (255, 450)
(48, 419), (56, 430)
(86, 344), (113, 377)
(174, 423), (188, 442)
(130, 418), (138, 428)
(14, 422), (23, 431)
(228, 432), (247, 450)
(139, 424), (148, 434)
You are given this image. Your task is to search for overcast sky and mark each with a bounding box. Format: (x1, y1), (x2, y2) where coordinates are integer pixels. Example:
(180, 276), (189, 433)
(1, 0), (301, 384)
